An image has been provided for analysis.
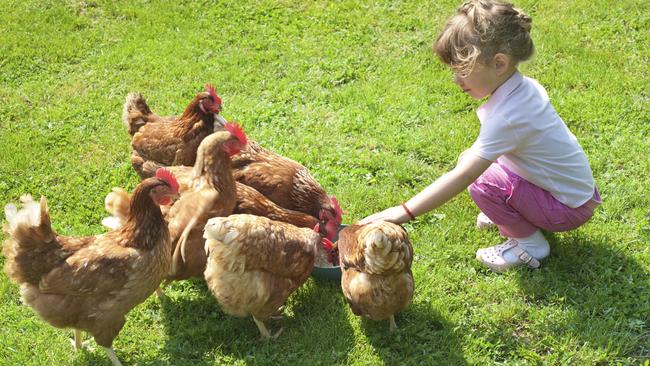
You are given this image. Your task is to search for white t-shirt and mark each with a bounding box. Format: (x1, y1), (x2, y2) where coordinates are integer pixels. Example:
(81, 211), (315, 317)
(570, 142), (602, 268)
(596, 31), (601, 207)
(471, 71), (596, 208)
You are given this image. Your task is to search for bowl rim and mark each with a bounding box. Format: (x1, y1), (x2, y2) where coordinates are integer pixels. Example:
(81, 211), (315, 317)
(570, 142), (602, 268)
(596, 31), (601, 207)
(313, 264), (341, 269)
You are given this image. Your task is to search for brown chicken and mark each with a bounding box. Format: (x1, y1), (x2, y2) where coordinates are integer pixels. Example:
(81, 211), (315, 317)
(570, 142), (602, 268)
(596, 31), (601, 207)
(164, 123), (247, 280)
(2, 169), (179, 366)
(233, 183), (319, 228)
(230, 139), (343, 241)
(203, 214), (322, 339)
(119, 163), (319, 230)
(124, 84), (228, 178)
(337, 222), (414, 331)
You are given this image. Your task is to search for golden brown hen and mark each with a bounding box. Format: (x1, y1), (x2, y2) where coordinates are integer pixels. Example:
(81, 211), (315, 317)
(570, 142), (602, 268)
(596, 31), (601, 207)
(2, 169), (179, 366)
(124, 84), (228, 178)
(337, 222), (414, 331)
(203, 214), (323, 339)
(164, 123), (247, 280)
(230, 139), (343, 241)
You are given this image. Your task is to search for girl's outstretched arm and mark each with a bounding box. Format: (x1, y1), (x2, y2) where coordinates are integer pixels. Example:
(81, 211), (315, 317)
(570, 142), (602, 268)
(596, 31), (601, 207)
(358, 152), (492, 225)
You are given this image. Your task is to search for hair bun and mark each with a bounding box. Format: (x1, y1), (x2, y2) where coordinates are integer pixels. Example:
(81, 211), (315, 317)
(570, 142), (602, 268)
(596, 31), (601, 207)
(515, 9), (532, 32)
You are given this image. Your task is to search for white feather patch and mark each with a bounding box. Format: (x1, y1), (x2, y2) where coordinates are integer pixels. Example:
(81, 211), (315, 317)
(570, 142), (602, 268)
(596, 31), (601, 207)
(4, 204), (17, 229)
(101, 216), (122, 230)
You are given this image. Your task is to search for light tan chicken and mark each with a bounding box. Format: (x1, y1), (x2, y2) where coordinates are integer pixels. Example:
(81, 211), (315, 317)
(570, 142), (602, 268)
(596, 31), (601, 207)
(164, 123), (247, 280)
(337, 222), (414, 331)
(2, 169), (179, 366)
(203, 214), (322, 339)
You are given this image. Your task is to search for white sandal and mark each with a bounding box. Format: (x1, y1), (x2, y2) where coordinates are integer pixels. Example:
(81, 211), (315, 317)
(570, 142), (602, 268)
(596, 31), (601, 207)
(476, 238), (541, 272)
(476, 212), (496, 230)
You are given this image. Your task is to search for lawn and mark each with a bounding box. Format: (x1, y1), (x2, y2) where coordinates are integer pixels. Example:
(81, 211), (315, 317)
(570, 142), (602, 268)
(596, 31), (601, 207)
(0, 0), (648, 365)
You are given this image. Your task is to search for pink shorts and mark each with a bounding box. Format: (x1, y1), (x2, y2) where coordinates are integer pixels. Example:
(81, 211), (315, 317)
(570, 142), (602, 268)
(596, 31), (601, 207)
(468, 162), (601, 238)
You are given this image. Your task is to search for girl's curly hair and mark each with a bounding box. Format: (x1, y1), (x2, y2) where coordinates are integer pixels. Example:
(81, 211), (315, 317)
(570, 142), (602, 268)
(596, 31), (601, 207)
(435, 0), (534, 77)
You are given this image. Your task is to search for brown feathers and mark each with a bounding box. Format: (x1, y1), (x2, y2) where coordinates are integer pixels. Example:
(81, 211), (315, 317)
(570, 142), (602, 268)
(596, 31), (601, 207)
(337, 222), (414, 328)
(203, 214), (317, 337)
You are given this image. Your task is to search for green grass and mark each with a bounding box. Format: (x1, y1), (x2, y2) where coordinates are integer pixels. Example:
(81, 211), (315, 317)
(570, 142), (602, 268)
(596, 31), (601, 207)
(1, 0), (648, 364)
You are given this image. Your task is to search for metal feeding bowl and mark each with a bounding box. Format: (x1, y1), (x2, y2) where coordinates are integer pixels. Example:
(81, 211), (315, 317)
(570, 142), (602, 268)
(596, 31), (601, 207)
(311, 224), (347, 282)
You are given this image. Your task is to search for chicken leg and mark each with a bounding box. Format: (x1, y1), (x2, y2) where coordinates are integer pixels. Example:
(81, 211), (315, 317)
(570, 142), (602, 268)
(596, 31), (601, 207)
(252, 317), (283, 340)
(103, 346), (124, 366)
(70, 329), (93, 350)
(389, 315), (397, 331)
(72, 329), (82, 349)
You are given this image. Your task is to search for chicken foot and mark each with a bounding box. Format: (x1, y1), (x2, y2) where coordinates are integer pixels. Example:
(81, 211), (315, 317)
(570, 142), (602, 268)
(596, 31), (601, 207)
(252, 317), (283, 340)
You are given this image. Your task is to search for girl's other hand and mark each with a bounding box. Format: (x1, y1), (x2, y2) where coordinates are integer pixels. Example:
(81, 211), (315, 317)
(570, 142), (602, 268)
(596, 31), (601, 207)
(357, 205), (410, 225)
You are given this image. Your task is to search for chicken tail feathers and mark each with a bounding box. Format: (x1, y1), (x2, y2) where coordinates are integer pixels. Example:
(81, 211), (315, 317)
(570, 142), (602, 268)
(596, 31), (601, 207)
(360, 223), (412, 275)
(2, 195), (58, 284)
(4, 195), (53, 242)
(123, 93), (152, 135)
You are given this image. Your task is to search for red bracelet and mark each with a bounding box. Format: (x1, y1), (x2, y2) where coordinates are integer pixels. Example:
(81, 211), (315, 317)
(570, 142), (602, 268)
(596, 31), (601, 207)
(401, 202), (416, 220)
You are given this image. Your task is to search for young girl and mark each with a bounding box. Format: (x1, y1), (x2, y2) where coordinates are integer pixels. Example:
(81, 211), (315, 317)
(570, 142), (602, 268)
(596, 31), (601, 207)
(359, 0), (600, 272)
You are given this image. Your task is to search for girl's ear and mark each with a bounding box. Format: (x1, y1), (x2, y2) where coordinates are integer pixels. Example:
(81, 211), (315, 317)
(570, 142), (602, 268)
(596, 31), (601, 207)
(494, 53), (512, 75)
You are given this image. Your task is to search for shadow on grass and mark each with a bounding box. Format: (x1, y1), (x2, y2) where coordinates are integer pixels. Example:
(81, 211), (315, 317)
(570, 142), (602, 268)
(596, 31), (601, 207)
(73, 351), (110, 366)
(359, 302), (469, 365)
(132, 277), (356, 365)
(512, 231), (650, 360)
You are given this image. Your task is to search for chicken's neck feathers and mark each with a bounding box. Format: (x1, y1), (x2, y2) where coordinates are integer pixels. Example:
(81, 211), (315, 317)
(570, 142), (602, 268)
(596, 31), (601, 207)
(203, 154), (236, 194)
(120, 188), (167, 250)
(173, 108), (213, 137)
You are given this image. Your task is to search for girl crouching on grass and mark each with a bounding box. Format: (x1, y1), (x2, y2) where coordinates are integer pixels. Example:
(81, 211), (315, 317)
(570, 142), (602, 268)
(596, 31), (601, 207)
(359, 0), (600, 272)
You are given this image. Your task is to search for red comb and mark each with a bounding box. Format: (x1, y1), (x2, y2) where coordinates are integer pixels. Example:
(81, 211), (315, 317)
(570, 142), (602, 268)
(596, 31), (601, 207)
(330, 196), (343, 222)
(204, 84), (222, 106)
(156, 168), (179, 193)
(225, 122), (247, 146)
(322, 237), (334, 251)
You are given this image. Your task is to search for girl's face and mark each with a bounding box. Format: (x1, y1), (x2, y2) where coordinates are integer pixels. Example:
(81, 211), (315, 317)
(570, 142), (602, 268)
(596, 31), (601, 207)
(452, 61), (501, 100)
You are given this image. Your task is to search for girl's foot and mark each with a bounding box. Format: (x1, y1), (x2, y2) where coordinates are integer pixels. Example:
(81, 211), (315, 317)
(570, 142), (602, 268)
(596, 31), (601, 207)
(476, 230), (550, 272)
(476, 212), (495, 229)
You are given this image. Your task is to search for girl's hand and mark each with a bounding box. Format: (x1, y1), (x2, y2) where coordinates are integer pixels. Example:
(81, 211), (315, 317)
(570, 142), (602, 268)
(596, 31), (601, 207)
(358, 205), (411, 225)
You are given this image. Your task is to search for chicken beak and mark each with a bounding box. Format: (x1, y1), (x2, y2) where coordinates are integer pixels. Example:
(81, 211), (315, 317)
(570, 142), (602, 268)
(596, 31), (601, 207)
(214, 114), (227, 131)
